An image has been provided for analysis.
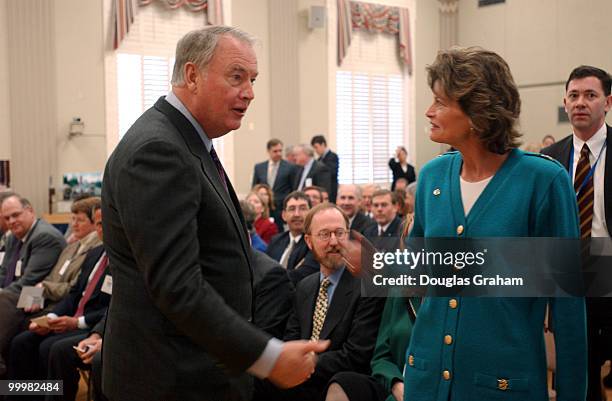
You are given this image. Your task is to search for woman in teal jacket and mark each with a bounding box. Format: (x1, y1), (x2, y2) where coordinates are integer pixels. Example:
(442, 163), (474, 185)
(404, 47), (587, 401)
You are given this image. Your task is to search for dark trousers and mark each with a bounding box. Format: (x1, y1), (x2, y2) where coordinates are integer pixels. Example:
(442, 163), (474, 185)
(586, 299), (612, 401)
(44, 332), (88, 401)
(7, 329), (87, 401)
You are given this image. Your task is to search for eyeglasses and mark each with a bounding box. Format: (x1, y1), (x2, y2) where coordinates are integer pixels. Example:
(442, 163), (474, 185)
(314, 228), (348, 241)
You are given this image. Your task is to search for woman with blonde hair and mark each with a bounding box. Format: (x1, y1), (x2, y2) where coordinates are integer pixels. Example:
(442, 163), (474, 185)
(246, 191), (278, 244)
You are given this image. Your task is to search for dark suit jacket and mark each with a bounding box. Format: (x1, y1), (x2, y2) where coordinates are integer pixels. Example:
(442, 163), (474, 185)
(284, 269), (384, 390)
(388, 158), (416, 191)
(52, 245), (110, 328)
(0, 219), (66, 294)
(319, 151), (339, 202)
(252, 159), (299, 211)
(265, 231), (309, 271)
(350, 212), (375, 234)
(102, 97), (270, 401)
(251, 250), (294, 339)
(362, 216), (403, 238)
(541, 125), (612, 237)
(297, 160), (332, 194)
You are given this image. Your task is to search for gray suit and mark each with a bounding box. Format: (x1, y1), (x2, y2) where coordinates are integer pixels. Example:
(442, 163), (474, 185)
(0, 219), (66, 295)
(102, 97), (270, 401)
(0, 218), (65, 370)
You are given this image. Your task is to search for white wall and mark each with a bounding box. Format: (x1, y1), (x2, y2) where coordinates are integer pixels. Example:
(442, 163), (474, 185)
(54, 0), (107, 190)
(457, 0), (612, 146)
(231, 0), (272, 195)
(0, 0), (11, 160)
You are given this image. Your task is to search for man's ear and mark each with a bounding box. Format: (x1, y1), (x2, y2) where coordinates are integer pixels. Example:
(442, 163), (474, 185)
(184, 62), (200, 92)
(304, 234), (313, 250)
(563, 96), (568, 114)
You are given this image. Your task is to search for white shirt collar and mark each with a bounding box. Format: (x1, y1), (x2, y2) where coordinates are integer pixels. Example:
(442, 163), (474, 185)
(573, 123), (607, 159)
(165, 90), (213, 152)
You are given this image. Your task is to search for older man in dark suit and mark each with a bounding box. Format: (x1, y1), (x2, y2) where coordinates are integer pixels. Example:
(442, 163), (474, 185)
(102, 26), (326, 401)
(252, 138), (299, 214)
(542, 65), (611, 401)
(337, 184), (374, 234)
(294, 144), (332, 195)
(0, 194), (66, 376)
(254, 203), (384, 401)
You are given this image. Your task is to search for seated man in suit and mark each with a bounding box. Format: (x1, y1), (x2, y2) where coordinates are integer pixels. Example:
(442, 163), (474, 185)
(294, 144), (332, 195)
(252, 249), (294, 339)
(0, 197), (100, 377)
(254, 203), (384, 401)
(7, 204), (111, 391)
(303, 185), (324, 207)
(0, 190), (16, 253)
(47, 313), (107, 401)
(311, 135), (339, 202)
(0, 194), (66, 376)
(266, 191), (311, 271)
(362, 190), (402, 239)
(252, 138), (300, 219)
(360, 184), (380, 219)
(337, 184), (374, 234)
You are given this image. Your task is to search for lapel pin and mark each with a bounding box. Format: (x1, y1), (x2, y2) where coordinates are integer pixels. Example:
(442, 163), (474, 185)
(433, 188), (441, 196)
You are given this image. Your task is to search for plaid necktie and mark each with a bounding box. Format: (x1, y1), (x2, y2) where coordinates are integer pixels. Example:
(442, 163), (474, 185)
(210, 145), (228, 193)
(574, 144), (594, 239)
(310, 278), (331, 341)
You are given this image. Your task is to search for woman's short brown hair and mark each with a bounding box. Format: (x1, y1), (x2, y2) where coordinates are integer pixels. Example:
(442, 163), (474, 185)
(427, 47), (522, 154)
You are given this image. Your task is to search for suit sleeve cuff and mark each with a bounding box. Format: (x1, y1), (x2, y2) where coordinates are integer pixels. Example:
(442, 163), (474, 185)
(246, 337), (283, 379)
(77, 316), (88, 330)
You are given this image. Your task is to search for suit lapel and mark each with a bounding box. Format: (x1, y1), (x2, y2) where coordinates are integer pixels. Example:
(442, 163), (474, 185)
(154, 98), (251, 261)
(319, 269), (353, 339)
(301, 276), (319, 338)
(558, 135), (573, 171)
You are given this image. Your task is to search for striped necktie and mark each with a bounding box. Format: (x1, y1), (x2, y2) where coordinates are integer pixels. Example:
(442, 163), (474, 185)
(574, 143), (594, 239)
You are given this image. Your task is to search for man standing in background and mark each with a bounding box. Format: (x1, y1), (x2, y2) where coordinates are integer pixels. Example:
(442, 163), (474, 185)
(311, 135), (339, 202)
(252, 138), (299, 216)
(542, 65), (611, 400)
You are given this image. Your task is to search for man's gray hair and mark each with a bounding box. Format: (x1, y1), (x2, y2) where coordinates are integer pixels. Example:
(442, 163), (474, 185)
(339, 184), (362, 199)
(295, 144), (314, 158)
(171, 26), (256, 86)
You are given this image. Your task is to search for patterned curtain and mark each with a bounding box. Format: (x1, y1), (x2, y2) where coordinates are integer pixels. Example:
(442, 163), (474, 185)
(337, 0), (412, 74)
(113, 0), (224, 50)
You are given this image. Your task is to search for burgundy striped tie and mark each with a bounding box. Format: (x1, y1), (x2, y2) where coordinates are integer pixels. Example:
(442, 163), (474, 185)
(574, 144), (594, 239)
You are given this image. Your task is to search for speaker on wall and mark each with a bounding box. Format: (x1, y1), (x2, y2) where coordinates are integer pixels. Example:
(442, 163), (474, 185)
(308, 6), (326, 29)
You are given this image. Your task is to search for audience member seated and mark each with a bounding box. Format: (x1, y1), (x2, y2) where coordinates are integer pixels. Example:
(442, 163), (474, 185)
(321, 189), (330, 203)
(362, 190), (402, 239)
(0, 194), (66, 376)
(266, 191), (311, 270)
(326, 296), (414, 401)
(239, 200), (267, 252)
(360, 184), (380, 219)
(303, 185), (324, 207)
(0, 190), (16, 253)
(253, 183), (283, 232)
(251, 249), (294, 339)
(7, 204), (111, 393)
(47, 314), (108, 401)
(253, 203), (384, 401)
(393, 178), (409, 193)
(336, 185), (374, 234)
(246, 191), (278, 244)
